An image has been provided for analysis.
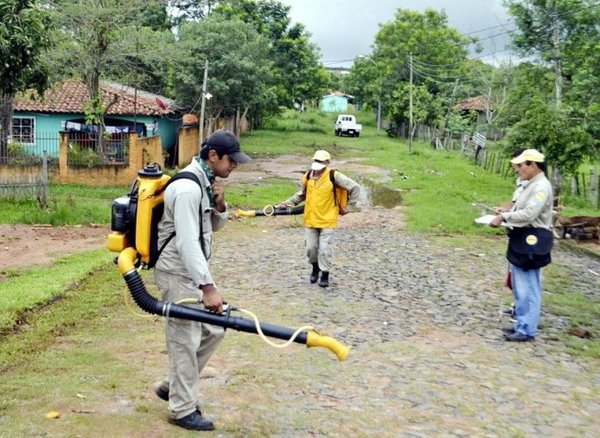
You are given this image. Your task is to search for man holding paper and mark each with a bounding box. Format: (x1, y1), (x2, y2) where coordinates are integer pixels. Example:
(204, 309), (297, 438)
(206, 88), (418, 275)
(489, 149), (554, 342)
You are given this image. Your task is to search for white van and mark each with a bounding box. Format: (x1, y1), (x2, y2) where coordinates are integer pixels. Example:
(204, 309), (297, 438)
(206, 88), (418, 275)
(334, 115), (362, 137)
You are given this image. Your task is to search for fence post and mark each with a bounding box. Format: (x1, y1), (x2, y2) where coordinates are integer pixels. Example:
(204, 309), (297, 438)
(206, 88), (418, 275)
(590, 168), (599, 208)
(494, 154), (502, 174)
(570, 176), (578, 196)
(59, 132), (68, 182)
(40, 151), (48, 208)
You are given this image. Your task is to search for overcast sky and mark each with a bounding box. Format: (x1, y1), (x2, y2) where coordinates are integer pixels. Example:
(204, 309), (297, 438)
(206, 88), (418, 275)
(279, 0), (515, 67)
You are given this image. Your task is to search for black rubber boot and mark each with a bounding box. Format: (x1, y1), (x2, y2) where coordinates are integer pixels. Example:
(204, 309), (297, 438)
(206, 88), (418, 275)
(310, 263), (320, 283)
(319, 271), (329, 288)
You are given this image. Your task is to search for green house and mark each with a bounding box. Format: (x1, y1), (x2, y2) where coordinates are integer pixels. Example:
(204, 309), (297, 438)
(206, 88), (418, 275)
(319, 91), (354, 113)
(11, 80), (180, 158)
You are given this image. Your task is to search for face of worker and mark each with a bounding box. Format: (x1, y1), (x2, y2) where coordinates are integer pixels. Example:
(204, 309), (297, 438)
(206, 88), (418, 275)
(208, 149), (238, 178)
(515, 161), (538, 181)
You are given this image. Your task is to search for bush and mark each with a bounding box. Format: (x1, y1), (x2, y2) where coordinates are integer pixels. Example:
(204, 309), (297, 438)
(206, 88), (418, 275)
(67, 143), (102, 167)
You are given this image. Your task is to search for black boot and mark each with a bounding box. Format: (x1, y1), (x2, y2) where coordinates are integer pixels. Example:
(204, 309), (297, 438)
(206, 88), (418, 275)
(310, 263), (320, 283)
(319, 271), (329, 288)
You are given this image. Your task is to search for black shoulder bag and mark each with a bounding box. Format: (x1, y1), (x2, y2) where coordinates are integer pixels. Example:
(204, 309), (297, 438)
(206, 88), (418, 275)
(506, 226), (553, 270)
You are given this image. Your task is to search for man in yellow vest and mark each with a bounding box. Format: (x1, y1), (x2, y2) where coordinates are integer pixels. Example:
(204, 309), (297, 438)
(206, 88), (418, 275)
(277, 150), (361, 287)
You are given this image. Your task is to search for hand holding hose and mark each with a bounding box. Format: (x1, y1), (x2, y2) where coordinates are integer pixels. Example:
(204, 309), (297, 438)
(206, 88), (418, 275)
(201, 284), (223, 313)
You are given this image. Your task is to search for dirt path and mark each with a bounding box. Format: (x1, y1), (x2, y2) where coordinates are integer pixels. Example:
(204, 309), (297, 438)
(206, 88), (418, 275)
(0, 224), (108, 271)
(1, 157), (599, 437)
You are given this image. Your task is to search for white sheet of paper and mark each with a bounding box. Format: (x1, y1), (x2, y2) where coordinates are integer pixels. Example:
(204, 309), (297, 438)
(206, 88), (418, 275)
(475, 214), (509, 227)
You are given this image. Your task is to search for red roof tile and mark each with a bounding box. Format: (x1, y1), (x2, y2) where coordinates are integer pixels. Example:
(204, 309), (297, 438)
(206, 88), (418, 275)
(14, 80), (176, 116)
(454, 95), (490, 112)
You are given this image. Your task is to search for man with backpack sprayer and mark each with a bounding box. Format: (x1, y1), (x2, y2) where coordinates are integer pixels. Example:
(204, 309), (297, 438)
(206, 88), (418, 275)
(277, 150), (361, 288)
(153, 129), (250, 431)
(108, 135), (351, 432)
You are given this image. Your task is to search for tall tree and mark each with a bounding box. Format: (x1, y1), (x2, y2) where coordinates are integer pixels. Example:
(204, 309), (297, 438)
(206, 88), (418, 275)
(169, 0), (221, 27)
(351, 9), (474, 138)
(0, 0), (52, 159)
(173, 15), (275, 131)
(46, 1), (175, 136)
(216, 0), (328, 108)
(504, 0), (600, 190)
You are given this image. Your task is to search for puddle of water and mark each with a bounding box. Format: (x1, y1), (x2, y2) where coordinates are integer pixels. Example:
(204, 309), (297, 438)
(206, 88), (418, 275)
(359, 178), (402, 208)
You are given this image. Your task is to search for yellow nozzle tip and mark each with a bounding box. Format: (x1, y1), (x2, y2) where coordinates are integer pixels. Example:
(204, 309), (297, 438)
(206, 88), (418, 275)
(337, 345), (350, 361)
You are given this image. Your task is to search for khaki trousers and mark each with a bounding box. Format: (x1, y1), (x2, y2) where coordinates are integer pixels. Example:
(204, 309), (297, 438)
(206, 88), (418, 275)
(305, 227), (335, 272)
(154, 269), (225, 419)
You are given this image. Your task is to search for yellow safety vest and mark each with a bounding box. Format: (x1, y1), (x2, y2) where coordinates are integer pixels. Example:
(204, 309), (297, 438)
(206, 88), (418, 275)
(303, 169), (340, 228)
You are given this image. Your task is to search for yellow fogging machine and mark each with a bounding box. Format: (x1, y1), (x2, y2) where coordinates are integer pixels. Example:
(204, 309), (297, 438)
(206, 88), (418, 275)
(107, 165), (349, 361)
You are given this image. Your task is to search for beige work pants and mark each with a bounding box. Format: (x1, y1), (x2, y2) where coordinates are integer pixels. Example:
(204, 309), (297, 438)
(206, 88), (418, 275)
(305, 227), (335, 272)
(154, 270), (225, 420)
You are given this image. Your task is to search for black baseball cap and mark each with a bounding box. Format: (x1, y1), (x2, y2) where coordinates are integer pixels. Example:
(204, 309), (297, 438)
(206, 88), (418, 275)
(204, 130), (251, 164)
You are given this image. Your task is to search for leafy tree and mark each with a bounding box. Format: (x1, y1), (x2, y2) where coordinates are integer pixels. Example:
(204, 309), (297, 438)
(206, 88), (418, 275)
(216, 0), (328, 108)
(504, 0), (600, 189)
(46, 1), (175, 131)
(169, 0), (221, 27)
(507, 96), (594, 175)
(346, 57), (382, 122)
(388, 82), (439, 138)
(0, 0), (52, 159)
(173, 15), (275, 131)
(104, 26), (177, 97)
(495, 62), (554, 128)
(350, 9), (474, 139)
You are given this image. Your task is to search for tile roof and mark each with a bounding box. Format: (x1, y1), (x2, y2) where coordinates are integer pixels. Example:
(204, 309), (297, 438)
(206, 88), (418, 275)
(14, 80), (177, 116)
(454, 95), (490, 112)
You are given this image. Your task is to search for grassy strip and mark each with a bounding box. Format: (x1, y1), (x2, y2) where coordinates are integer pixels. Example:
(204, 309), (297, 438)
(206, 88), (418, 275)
(0, 249), (113, 334)
(0, 184), (125, 225)
(543, 264), (600, 359)
(0, 262), (126, 371)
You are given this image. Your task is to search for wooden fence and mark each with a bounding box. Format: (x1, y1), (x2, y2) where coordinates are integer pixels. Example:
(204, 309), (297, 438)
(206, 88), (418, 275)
(0, 154), (48, 207)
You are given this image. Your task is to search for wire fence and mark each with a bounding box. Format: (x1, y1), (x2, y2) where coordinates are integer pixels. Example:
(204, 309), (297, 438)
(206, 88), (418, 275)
(0, 131), (130, 167)
(65, 131), (129, 167)
(0, 132), (59, 165)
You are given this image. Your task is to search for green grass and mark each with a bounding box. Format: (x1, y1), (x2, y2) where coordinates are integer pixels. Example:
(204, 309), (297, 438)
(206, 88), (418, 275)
(226, 177), (298, 210)
(0, 184), (125, 225)
(542, 264), (600, 359)
(0, 249), (112, 334)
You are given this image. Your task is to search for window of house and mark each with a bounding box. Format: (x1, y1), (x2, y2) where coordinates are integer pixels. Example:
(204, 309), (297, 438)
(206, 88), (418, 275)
(12, 117), (35, 143)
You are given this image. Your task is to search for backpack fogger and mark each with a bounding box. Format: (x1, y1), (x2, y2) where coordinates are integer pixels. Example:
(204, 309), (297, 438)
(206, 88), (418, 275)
(108, 164), (349, 361)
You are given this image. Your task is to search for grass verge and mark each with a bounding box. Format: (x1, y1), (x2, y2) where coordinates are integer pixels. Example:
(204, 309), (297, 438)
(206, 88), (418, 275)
(0, 249), (113, 335)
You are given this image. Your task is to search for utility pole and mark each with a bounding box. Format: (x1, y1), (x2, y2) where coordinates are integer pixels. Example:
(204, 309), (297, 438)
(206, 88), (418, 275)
(198, 59), (209, 154)
(408, 52), (413, 153)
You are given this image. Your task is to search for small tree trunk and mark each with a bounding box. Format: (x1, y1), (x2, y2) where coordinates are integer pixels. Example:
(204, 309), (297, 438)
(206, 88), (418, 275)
(551, 165), (561, 199)
(0, 92), (15, 164)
